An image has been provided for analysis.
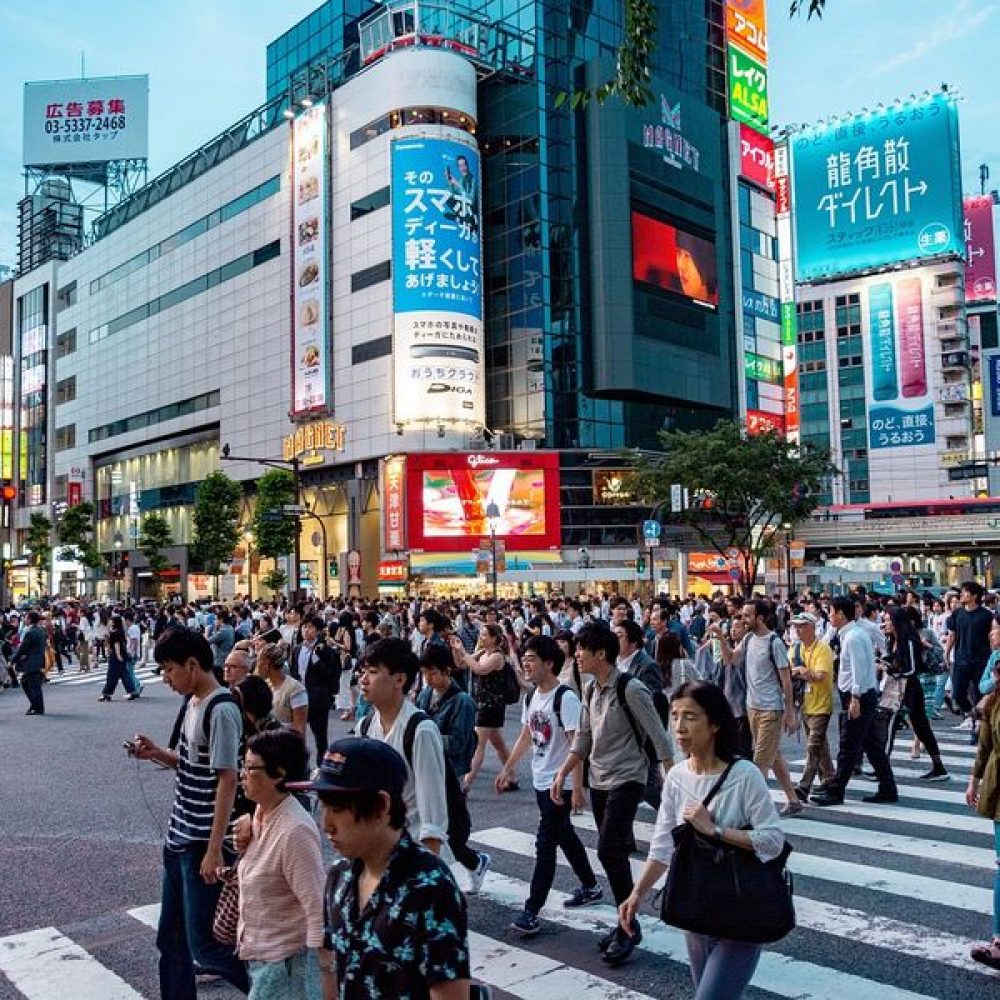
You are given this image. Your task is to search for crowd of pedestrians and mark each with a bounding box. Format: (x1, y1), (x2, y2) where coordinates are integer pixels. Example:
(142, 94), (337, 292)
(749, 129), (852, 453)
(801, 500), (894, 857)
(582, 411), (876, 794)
(7, 580), (999, 994)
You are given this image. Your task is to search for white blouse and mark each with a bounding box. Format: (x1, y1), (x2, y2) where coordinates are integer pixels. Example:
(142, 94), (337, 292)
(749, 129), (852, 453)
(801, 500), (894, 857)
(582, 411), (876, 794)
(648, 758), (785, 865)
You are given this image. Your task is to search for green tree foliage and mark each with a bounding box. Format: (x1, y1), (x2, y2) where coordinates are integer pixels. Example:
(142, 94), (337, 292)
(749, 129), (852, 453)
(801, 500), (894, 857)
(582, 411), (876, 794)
(192, 471), (242, 591)
(261, 568), (288, 594)
(630, 420), (836, 595)
(790, 0), (825, 17)
(25, 512), (53, 594)
(250, 469), (298, 560)
(139, 513), (175, 584)
(56, 502), (104, 571)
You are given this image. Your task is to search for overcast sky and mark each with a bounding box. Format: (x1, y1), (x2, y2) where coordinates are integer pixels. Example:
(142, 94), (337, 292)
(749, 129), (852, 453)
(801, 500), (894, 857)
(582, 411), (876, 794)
(0, 0), (996, 267)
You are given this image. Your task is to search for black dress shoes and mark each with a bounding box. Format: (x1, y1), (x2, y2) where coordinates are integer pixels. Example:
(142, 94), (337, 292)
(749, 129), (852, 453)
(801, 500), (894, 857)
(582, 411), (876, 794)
(603, 922), (642, 967)
(809, 790), (844, 807)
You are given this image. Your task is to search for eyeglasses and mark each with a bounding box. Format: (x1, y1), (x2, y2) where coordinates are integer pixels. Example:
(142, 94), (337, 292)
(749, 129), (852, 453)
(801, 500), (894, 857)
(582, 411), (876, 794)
(240, 765), (268, 774)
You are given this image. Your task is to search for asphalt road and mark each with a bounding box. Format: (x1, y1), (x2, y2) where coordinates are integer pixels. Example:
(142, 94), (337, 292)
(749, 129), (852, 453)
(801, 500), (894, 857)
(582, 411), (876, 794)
(0, 660), (996, 1000)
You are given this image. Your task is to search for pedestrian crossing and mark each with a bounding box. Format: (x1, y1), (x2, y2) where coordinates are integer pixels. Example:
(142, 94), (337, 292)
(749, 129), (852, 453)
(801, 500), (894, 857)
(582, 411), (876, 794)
(40, 663), (162, 690)
(0, 722), (994, 999)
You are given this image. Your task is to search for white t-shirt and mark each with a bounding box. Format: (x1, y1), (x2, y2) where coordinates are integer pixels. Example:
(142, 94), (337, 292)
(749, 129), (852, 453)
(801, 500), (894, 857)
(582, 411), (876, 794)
(127, 623), (142, 657)
(521, 684), (581, 791)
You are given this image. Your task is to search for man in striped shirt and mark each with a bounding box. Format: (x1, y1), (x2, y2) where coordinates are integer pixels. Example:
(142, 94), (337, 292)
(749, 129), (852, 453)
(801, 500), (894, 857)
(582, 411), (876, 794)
(134, 628), (250, 998)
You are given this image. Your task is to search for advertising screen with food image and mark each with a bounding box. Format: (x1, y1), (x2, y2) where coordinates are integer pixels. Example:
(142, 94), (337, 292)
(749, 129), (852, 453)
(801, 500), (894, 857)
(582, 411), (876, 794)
(631, 210), (719, 308)
(291, 103), (328, 416)
(406, 452), (561, 553)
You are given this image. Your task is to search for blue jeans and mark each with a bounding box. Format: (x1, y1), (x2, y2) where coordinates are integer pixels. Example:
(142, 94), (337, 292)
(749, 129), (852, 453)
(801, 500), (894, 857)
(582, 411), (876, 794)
(101, 655), (137, 697)
(158, 843), (249, 999)
(685, 933), (762, 999)
(248, 949), (322, 1000)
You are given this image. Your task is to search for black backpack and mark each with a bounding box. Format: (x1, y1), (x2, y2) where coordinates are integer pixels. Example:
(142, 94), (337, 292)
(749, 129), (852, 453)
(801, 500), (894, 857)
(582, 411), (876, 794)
(361, 710), (472, 848)
(587, 673), (663, 766)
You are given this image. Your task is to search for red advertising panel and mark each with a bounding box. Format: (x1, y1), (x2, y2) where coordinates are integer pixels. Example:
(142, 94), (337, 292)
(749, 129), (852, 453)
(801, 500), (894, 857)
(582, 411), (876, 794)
(406, 452), (561, 553)
(67, 481), (82, 506)
(631, 210), (719, 308)
(738, 124), (775, 192)
(382, 456), (406, 551)
(747, 409), (786, 436)
(965, 195), (998, 303)
(726, 0), (767, 64)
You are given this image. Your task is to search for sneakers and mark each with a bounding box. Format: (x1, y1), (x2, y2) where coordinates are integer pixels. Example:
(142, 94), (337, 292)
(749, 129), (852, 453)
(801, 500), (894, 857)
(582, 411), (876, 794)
(956, 716), (974, 731)
(597, 925), (619, 953)
(563, 884), (603, 908)
(511, 909), (540, 937)
(918, 766), (950, 782)
(603, 921), (641, 967)
(862, 791), (898, 804)
(468, 852), (491, 894)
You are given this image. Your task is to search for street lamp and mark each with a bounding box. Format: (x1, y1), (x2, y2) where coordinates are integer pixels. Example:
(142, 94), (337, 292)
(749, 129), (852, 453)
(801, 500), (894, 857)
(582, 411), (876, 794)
(113, 532), (123, 603)
(485, 501), (500, 602)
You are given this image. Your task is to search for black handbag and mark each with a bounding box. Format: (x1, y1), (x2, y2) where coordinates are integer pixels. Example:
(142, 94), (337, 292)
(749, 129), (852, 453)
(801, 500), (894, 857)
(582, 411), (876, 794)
(660, 761), (796, 944)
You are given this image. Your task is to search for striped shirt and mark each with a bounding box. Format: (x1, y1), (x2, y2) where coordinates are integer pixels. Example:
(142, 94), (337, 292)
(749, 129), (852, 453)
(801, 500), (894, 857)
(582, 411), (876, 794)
(166, 689), (242, 848)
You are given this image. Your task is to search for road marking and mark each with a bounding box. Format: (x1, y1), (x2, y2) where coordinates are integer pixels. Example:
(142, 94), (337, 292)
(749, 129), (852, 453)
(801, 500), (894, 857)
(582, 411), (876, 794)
(894, 738), (977, 757)
(785, 771), (970, 805)
(469, 931), (655, 999)
(472, 828), (994, 976)
(474, 870), (948, 1000)
(126, 905), (158, 930)
(0, 927), (145, 999)
(572, 812), (995, 871)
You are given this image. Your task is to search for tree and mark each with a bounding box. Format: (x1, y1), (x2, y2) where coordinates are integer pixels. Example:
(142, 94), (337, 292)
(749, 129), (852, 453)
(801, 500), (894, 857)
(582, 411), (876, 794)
(261, 568), (288, 594)
(57, 502), (104, 573)
(191, 471), (242, 595)
(139, 513), (174, 588)
(790, 0), (825, 17)
(250, 469), (297, 561)
(25, 513), (53, 596)
(630, 420), (836, 596)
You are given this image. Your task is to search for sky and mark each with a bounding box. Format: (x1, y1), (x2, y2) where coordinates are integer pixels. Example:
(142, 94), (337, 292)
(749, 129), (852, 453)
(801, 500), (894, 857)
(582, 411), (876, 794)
(0, 0), (998, 267)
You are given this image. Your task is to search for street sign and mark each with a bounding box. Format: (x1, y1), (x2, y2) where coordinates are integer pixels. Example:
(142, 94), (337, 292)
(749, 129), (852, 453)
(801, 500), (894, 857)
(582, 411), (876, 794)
(891, 573), (905, 587)
(282, 504), (307, 514)
(889, 560), (902, 572)
(670, 484), (684, 513)
(261, 511), (286, 523)
(643, 519), (662, 540)
(728, 567), (741, 580)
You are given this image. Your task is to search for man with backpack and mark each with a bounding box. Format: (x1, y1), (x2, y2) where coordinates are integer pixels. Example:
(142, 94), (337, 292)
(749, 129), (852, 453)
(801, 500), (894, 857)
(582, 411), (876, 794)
(551, 624), (673, 967)
(358, 638), (490, 893)
(132, 628), (249, 998)
(496, 634), (599, 937)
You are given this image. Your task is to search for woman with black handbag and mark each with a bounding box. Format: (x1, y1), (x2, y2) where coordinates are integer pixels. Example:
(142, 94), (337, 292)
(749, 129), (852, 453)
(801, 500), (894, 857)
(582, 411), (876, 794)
(619, 681), (788, 999)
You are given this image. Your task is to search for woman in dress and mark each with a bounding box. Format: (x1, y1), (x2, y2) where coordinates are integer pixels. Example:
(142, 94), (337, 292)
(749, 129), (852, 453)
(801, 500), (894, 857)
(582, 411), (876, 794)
(619, 682), (784, 999)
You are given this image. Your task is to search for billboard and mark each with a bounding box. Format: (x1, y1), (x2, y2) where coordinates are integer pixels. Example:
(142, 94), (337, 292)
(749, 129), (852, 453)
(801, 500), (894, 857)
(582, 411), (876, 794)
(728, 44), (769, 135)
(792, 94), (964, 282)
(23, 76), (148, 167)
(631, 210), (719, 308)
(965, 195), (997, 303)
(290, 104), (329, 417)
(739, 124), (775, 192)
(382, 456), (406, 552)
(391, 136), (485, 427)
(867, 276), (936, 450)
(726, 0), (768, 64)
(405, 452), (561, 553)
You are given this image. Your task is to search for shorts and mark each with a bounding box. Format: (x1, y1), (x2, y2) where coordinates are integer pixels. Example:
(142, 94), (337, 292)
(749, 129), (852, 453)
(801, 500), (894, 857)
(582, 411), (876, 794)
(476, 701), (506, 729)
(248, 948), (321, 1000)
(747, 708), (783, 771)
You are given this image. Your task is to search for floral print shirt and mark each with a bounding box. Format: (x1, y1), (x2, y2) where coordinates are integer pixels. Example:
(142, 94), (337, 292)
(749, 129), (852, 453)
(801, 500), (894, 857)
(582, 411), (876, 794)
(323, 832), (470, 998)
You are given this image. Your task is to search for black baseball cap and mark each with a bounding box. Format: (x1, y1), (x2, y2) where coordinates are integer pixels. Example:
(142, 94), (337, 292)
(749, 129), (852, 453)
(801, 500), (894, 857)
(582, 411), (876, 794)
(286, 737), (407, 796)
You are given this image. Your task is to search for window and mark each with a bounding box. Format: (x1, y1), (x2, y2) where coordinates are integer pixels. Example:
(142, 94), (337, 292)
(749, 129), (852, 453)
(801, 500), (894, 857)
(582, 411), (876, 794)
(350, 186), (390, 221)
(352, 336), (392, 364)
(55, 377), (76, 405)
(56, 282), (77, 312)
(351, 261), (391, 292)
(349, 107), (476, 150)
(55, 424), (76, 452)
(89, 390), (220, 443)
(55, 328), (77, 359)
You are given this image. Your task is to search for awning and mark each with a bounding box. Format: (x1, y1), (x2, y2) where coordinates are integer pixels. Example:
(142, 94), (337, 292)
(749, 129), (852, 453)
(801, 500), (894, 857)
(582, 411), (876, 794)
(409, 551), (562, 579)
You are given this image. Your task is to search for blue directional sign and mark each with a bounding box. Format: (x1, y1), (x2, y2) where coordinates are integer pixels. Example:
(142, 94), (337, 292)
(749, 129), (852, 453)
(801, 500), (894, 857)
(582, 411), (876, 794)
(643, 519), (662, 540)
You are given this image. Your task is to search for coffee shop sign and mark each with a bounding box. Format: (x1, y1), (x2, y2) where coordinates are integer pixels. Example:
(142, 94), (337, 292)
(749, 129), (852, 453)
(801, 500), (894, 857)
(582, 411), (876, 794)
(282, 420), (347, 465)
(642, 95), (701, 173)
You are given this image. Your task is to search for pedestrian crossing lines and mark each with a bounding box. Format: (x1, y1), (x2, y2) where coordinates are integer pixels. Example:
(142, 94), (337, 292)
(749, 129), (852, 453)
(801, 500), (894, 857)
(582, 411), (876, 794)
(43, 664), (162, 690)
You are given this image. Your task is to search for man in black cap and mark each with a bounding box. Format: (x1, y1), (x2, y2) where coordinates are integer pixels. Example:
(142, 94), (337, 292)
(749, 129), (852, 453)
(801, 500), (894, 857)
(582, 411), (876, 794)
(289, 738), (472, 999)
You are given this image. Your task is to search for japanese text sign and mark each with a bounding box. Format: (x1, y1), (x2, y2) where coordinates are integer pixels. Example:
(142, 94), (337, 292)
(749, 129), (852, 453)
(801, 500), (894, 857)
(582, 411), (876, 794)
(726, 0), (767, 64)
(739, 124), (775, 191)
(964, 195), (997, 303)
(792, 94), (964, 282)
(728, 44), (768, 136)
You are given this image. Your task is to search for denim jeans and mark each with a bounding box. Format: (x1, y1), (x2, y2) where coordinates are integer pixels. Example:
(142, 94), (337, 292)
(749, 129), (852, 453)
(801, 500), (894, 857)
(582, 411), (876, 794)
(101, 656), (137, 698)
(685, 933), (762, 999)
(248, 949), (322, 1000)
(526, 789), (598, 915)
(589, 781), (644, 906)
(157, 843), (249, 999)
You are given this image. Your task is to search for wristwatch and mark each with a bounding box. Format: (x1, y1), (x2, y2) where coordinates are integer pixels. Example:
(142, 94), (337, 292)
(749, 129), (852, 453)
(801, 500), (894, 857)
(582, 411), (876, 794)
(713, 824), (724, 840)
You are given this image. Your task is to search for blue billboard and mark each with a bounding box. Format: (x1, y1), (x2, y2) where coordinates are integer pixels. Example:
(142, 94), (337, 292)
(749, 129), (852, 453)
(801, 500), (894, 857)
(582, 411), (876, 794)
(792, 93), (963, 282)
(391, 137), (481, 318)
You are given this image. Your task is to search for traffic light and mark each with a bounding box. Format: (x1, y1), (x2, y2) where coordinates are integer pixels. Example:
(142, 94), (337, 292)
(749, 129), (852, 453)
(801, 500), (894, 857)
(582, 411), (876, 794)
(0, 483), (15, 503)
(635, 554), (646, 574)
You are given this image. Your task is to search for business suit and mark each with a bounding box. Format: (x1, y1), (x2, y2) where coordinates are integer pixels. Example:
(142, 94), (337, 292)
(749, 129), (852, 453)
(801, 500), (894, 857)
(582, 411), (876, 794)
(290, 639), (341, 758)
(12, 624), (47, 715)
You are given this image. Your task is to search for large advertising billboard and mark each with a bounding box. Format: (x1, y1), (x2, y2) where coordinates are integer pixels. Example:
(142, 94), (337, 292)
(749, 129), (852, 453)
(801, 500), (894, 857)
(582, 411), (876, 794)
(866, 276), (936, 450)
(23, 76), (149, 167)
(739, 124), (775, 192)
(728, 44), (769, 136)
(965, 195), (997, 303)
(290, 104), (329, 417)
(391, 136), (485, 427)
(631, 210), (719, 308)
(792, 94), (964, 283)
(405, 452), (561, 553)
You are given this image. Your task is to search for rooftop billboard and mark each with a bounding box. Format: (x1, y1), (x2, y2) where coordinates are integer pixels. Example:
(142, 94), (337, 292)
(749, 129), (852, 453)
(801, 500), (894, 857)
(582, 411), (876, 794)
(964, 195), (997, 303)
(791, 93), (963, 283)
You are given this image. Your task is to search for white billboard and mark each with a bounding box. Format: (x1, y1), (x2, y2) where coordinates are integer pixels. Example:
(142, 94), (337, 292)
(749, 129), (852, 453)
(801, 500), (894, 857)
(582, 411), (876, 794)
(23, 75), (149, 168)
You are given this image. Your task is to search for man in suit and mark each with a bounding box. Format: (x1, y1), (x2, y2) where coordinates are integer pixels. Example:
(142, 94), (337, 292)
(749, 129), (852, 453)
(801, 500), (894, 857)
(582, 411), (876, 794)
(289, 614), (341, 758)
(12, 611), (48, 715)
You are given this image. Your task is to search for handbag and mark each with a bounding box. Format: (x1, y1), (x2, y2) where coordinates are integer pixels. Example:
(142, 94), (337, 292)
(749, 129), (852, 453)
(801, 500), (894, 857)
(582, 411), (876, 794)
(660, 761), (796, 944)
(212, 865), (241, 946)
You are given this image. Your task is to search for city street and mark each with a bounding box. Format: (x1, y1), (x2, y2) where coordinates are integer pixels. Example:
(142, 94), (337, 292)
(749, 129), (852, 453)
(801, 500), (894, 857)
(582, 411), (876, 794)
(0, 659), (995, 1000)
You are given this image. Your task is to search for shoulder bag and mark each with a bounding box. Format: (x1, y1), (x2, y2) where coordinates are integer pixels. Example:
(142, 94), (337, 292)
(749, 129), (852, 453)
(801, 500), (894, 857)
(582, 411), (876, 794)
(212, 864), (240, 945)
(660, 761), (796, 944)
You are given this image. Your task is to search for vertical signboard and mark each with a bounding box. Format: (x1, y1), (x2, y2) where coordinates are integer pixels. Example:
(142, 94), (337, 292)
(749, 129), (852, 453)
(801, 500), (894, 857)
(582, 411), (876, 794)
(290, 104), (329, 417)
(791, 93), (964, 282)
(382, 456), (407, 552)
(867, 276), (936, 450)
(726, 0), (768, 63)
(775, 141), (799, 442)
(391, 136), (485, 427)
(982, 349), (1000, 494)
(965, 195), (997, 303)
(738, 124), (775, 192)
(727, 45), (769, 135)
